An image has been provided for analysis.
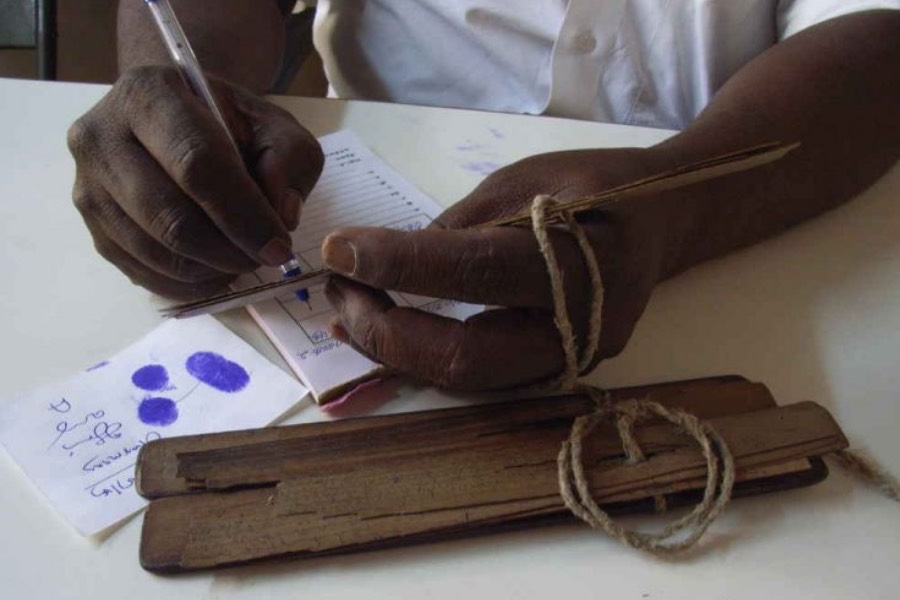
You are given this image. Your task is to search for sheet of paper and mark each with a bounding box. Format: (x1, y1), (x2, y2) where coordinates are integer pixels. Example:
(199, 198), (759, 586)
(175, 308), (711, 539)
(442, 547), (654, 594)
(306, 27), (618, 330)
(236, 131), (481, 399)
(0, 316), (307, 536)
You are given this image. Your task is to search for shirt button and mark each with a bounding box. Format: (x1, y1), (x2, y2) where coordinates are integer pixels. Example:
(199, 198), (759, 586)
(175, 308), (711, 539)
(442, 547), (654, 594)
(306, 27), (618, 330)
(573, 31), (597, 54)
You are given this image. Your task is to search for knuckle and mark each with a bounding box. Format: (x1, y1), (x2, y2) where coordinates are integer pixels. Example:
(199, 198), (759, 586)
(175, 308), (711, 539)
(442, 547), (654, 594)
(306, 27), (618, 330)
(462, 241), (496, 291)
(71, 185), (104, 221)
(71, 186), (93, 215)
(381, 234), (420, 289)
(440, 334), (477, 389)
(354, 317), (387, 360)
(116, 66), (185, 128)
(66, 116), (100, 161)
(169, 255), (221, 283)
(169, 134), (215, 191)
(151, 205), (198, 253)
(266, 126), (325, 190)
(457, 235), (506, 297)
(90, 234), (115, 262)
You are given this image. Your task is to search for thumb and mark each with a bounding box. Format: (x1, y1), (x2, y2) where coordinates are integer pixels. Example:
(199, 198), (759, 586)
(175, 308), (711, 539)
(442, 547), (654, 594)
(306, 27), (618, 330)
(227, 86), (325, 230)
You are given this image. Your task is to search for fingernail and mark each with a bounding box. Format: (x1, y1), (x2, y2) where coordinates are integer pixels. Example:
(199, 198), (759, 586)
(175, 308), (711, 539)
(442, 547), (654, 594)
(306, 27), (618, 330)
(322, 235), (357, 275)
(282, 189), (304, 230)
(258, 237), (293, 266)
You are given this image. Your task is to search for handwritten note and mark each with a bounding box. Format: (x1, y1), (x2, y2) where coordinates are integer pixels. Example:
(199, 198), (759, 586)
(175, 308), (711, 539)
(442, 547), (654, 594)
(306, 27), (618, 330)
(235, 131), (481, 399)
(0, 316), (307, 535)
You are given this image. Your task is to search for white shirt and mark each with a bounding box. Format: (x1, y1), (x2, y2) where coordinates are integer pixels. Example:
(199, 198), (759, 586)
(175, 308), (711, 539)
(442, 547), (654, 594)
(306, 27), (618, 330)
(312, 0), (898, 130)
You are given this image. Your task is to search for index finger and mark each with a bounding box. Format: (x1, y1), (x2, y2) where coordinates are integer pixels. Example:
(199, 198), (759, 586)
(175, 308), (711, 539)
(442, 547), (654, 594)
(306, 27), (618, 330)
(326, 277), (565, 390)
(118, 69), (292, 266)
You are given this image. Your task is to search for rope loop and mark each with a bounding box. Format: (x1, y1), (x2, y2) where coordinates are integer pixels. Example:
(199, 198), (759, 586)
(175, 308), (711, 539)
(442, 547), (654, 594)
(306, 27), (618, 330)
(531, 193), (735, 554)
(558, 391), (735, 555)
(529, 192), (897, 556)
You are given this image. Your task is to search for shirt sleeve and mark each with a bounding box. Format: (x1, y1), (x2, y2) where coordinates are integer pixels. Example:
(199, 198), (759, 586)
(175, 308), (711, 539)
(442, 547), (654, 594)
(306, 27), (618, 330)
(777, 0), (900, 39)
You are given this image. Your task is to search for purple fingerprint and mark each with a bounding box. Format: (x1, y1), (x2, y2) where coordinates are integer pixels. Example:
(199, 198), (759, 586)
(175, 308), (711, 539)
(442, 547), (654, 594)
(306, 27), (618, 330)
(185, 352), (250, 393)
(138, 397), (178, 426)
(131, 364), (170, 391)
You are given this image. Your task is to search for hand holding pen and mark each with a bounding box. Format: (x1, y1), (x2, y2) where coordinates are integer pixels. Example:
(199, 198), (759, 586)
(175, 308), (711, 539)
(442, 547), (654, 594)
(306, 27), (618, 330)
(67, 0), (323, 301)
(144, 0), (312, 305)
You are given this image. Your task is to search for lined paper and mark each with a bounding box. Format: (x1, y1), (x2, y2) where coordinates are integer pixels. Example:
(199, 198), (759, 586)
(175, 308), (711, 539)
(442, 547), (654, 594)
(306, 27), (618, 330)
(235, 131), (480, 400)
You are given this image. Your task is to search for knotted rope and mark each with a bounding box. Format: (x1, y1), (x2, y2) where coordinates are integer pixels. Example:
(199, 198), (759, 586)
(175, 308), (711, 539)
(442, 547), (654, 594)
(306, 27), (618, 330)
(528, 193), (897, 556)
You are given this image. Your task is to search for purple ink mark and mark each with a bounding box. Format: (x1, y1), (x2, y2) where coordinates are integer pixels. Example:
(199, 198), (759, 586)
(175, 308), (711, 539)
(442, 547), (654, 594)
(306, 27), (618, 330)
(462, 160), (501, 176)
(488, 127), (505, 139)
(186, 352), (250, 393)
(456, 142), (484, 152)
(86, 361), (109, 372)
(131, 364), (170, 391)
(137, 397), (178, 426)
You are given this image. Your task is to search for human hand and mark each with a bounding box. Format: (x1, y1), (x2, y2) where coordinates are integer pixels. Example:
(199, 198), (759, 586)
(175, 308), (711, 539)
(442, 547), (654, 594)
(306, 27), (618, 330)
(321, 148), (686, 390)
(67, 66), (324, 299)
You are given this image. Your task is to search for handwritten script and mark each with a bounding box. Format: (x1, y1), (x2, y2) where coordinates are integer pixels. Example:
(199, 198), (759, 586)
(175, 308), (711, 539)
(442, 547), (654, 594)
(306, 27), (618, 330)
(0, 316), (306, 535)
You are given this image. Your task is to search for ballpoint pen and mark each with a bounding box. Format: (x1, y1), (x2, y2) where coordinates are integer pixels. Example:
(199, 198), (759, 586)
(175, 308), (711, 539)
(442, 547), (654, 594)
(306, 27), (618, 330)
(143, 0), (311, 307)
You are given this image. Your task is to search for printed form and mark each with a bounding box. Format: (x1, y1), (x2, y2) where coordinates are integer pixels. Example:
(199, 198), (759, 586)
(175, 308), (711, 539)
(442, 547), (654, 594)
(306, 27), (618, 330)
(236, 131), (480, 400)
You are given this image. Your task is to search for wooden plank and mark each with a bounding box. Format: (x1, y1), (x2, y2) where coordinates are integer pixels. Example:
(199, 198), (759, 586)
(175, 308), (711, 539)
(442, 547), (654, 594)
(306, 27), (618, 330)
(139, 400), (846, 572)
(137, 376), (775, 497)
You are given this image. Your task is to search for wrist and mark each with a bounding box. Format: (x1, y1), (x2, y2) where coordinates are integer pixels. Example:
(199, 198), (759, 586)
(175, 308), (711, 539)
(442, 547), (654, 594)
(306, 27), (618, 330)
(582, 145), (698, 286)
(638, 143), (706, 283)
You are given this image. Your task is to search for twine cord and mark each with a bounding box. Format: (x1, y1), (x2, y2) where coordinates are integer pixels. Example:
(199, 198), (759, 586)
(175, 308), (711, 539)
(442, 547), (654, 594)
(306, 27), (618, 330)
(528, 193), (896, 556)
(829, 449), (900, 502)
(557, 395), (735, 554)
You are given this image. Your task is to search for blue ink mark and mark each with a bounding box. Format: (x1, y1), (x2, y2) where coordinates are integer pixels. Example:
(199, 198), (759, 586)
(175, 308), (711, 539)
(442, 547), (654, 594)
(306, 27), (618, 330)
(48, 398), (71, 413)
(61, 420), (123, 451)
(186, 352), (250, 393)
(310, 329), (330, 343)
(86, 360), (109, 372)
(48, 410), (106, 449)
(456, 141), (484, 152)
(132, 364), (170, 391)
(82, 432), (161, 473)
(462, 160), (501, 176)
(488, 127), (505, 140)
(85, 464), (138, 498)
(138, 397), (178, 426)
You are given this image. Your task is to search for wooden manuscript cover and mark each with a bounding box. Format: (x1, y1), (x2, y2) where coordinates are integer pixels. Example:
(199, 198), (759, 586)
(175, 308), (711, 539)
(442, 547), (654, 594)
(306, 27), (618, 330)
(136, 376), (847, 572)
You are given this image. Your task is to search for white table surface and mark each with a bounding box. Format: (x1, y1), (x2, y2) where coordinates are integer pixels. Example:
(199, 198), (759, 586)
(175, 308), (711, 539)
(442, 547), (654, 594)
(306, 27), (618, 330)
(1, 78), (898, 599)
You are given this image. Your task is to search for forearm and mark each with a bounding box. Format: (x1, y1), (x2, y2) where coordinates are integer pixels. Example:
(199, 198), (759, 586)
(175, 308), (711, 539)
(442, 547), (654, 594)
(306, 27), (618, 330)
(117, 0), (288, 93)
(652, 10), (900, 280)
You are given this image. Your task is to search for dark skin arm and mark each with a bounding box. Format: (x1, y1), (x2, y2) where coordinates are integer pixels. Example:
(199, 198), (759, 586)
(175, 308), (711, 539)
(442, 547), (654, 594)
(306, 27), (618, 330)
(71, 6), (898, 389)
(68, 1), (323, 299)
(655, 10), (900, 275)
(117, 0), (290, 92)
(322, 10), (900, 389)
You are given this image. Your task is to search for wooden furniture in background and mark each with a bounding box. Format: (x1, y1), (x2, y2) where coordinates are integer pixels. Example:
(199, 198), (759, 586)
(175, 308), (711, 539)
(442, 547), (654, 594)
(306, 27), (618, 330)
(0, 0), (56, 79)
